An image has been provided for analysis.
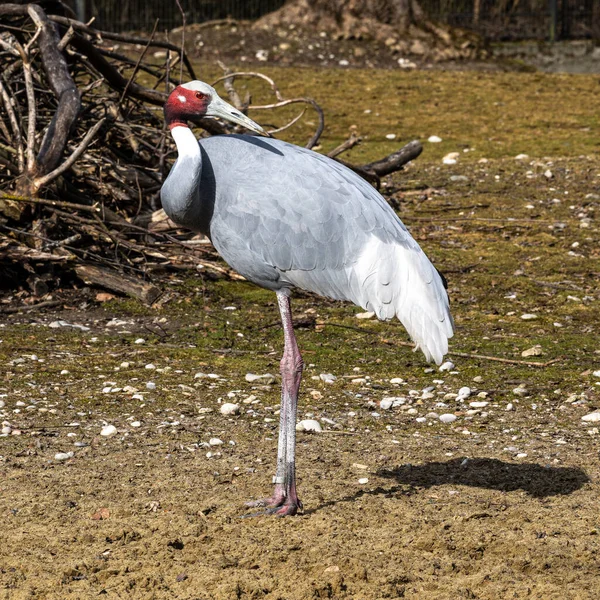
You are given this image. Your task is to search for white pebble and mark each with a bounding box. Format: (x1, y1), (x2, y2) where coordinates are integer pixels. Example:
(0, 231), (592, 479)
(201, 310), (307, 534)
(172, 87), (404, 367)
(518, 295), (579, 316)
(54, 452), (74, 461)
(134, 338), (145, 344)
(355, 311), (375, 319)
(209, 438), (224, 446)
(2, 425), (12, 435)
(385, 133), (396, 140)
(515, 153), (529, 160)
(245, 373), (276, 383)
(100, 425), (117, 437)
(220, 403), (240, 416)
(319, 373), (337, 384)
(582, 412), (600, 422)
(513, 387), (527, 396)
(428, 135), (442, 143)
(469, 401), (489, 408)
(358, 478), (369, 484)
(60, 370), (69, 375)
(506, 403), (515, 411)
(457, 386), (471, 399)
(439, 361), (455, 372)
(442, 152), (459, 165)
(516, 453), (528, 459)
(389, 377), (404, 384)
(145, 363), (156, 370)
(296, 419), (322, 433)
(379, 398), (394, 410)
(521, 313), (538, 320)
(146, 382), (156, 390)
(439, 414), (457, 424)
(592, 370), (600, 378)
(130, 421), (141, 428)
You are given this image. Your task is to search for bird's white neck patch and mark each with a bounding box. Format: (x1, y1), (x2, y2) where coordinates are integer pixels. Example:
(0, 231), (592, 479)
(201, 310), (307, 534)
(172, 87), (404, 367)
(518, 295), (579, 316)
(171, 126), (199, 159)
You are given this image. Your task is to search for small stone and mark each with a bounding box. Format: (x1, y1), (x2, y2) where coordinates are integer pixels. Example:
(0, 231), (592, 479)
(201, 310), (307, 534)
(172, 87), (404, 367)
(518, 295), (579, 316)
(130, 421), (142, 428)
(1, 425), (11, 435)
(351, 378), (366, 384)
(428, 135), (442, 143)
(100, 425), (117, 437)
(515, 153), (529, 160)
(355, 311), (375, 319)
(358, 478), (369, 484)
(134, 338), (145, 344)
(209, 438), (224, 446)
(145, 363), (156, 370)
(469, 401), (489, 408)
(319, 373), (337, 384)
(296, 419), (322, 433)
(521, 313), (538, 320)
(379, 398), (394, 410)
(442, 152), (459, 165)
(582, 412), (600, 422)
(439, 414), (457, 424)
(55, 452), (74, 461)
(385, 133), (396, 140)
(389, 377), (404, 384)
(516, 453), (528, 459)
(439, 361), (455, 372)
(544, 169), (553, 179)
(338, 59), (349, 66)
(521, 345), (543, 357)
(450, 175), (469, 182)
(473, 376), (483, 383)
(592, 370), (600, 378)
(506, 403), (515, 411)
(146, 382), (156, 390)
(513, 387), (527, 396)
(220, 403), (240, 416)
(457, 386), (471, 399)
(352, 463), (368, 470)
(245, 373), (276, 384)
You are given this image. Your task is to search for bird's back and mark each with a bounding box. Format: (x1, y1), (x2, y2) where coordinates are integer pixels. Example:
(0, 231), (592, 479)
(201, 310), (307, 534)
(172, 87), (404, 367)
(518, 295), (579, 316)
(198, 134), (453, 363)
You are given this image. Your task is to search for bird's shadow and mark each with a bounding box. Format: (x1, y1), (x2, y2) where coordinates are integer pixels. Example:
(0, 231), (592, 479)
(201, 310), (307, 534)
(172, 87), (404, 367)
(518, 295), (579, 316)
(307, 457), (590, 514)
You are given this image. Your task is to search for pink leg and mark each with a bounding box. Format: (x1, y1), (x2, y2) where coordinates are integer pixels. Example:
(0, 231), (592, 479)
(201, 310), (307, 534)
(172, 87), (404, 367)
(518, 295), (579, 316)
(244, 291), (303, 517)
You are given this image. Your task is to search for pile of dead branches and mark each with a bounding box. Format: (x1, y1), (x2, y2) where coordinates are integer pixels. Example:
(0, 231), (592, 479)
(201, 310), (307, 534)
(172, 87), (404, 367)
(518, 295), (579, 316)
(0, 1), (422, 304)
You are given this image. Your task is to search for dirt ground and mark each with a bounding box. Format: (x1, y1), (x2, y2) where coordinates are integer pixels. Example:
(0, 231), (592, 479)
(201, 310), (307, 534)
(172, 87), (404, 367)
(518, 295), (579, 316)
(2, 49), (600, 600)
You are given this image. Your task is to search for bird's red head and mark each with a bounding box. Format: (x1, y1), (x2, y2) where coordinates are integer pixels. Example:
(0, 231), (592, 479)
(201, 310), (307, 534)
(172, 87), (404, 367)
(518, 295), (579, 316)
(164, 85), (211, 130)
(164, 80), (266, 136)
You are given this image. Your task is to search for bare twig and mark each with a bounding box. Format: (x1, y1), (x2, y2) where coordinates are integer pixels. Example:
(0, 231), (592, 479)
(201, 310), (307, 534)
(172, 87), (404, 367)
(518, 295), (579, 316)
(33, 118), (106, 190)
(0, 78), (24, 170)
(118, 19), (159, 106)
(174, 0), (186, 83)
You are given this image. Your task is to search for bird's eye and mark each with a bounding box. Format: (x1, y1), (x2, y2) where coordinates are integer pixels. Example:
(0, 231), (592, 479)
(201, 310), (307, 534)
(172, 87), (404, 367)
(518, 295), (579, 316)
(195, 92), (205, 99)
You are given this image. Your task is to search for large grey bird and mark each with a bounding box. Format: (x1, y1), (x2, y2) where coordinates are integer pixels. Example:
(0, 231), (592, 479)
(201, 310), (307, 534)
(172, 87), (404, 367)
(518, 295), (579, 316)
(161, 81), (454, 516)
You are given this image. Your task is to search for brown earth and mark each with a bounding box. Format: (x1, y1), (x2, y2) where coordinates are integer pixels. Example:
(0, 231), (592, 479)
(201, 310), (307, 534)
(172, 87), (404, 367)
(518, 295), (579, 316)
(2, 60), (600, 599)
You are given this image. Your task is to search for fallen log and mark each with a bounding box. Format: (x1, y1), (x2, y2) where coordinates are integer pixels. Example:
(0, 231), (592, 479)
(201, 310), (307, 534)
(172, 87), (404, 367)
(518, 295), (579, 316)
(74, 264), (162, 305)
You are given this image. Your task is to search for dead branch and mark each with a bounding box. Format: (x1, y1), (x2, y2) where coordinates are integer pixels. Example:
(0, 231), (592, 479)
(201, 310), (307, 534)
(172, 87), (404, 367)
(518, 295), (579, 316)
(362, 140), (423, 177)
(75, 264), (162, 304)
(0, 3), (424, 300)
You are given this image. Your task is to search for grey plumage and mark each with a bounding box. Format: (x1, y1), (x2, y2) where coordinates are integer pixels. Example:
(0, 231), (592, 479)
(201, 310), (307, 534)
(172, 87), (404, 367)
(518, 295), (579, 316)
(161, 133), (453, 364)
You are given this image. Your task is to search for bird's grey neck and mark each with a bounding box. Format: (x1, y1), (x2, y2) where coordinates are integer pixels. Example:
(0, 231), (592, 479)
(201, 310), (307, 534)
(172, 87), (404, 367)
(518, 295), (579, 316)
(161, 126), (205, 232)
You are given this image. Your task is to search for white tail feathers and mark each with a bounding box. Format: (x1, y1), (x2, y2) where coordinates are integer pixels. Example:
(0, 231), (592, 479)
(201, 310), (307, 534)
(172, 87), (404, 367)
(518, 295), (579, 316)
(351, 237), (454, 365)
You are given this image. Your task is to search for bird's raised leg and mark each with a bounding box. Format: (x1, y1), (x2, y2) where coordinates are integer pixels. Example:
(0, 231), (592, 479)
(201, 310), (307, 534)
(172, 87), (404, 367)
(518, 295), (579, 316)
(245, 291), (303, 517)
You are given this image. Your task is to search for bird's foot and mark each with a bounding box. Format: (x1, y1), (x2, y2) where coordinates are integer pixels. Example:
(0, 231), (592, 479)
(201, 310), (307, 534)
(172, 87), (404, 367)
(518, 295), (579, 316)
(242, 500), (302, 518)
(242, 494), (303, 518)
(244, 489), (286, 509)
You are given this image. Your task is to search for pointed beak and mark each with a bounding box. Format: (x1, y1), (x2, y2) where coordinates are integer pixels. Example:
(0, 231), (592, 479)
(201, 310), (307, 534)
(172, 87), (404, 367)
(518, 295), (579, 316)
(206, 96), (266, 136)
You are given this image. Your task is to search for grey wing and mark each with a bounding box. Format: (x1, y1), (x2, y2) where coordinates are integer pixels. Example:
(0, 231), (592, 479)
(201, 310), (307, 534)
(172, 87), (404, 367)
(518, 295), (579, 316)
(207, 137), (453, 363)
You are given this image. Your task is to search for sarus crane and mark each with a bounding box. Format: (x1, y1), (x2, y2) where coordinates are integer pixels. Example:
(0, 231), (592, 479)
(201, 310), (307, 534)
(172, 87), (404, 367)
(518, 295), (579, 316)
(161, 81), (454, 516)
